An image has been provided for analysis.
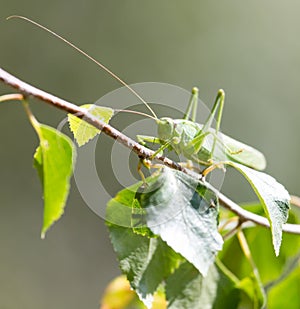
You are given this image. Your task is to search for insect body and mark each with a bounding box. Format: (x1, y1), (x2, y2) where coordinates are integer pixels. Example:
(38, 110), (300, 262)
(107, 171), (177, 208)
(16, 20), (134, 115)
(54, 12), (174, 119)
(138, 88), (266, 171)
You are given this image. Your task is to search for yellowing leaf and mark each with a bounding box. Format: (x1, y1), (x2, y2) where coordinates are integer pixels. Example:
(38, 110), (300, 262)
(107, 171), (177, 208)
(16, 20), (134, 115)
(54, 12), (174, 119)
(100, 275), (167, 309)
(68, 104), (114, 146)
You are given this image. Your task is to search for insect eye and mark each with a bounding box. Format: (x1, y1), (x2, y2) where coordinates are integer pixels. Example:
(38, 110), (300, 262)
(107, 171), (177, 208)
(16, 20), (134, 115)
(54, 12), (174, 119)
(158, 118), (174, 140)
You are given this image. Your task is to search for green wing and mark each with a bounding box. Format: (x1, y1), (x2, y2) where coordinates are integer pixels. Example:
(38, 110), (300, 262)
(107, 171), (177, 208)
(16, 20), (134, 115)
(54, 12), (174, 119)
(191, 123), (266, 171)
(221, 132), (266, 171)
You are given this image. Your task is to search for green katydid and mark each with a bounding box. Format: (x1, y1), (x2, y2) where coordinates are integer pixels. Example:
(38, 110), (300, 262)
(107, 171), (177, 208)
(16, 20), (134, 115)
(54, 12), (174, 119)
(137, 87), (266, 171)
(8, 15), (266, 173)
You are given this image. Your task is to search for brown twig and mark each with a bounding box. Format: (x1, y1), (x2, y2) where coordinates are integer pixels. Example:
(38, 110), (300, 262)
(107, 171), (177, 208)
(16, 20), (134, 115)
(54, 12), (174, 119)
(218, 193), (300, 234)
(1, 67), (300, 235)
(291, 195), (300, 208)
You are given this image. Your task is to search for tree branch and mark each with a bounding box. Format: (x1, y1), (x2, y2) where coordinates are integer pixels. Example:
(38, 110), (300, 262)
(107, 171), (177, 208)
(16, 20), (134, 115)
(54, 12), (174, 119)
(0, 67), (189, 175)
(1, 67), (300, 235)
(218, 193), (300, 234)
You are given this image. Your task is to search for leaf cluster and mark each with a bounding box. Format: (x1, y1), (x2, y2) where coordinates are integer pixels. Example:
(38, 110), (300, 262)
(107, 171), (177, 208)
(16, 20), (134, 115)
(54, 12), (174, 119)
(0, 96), (296, 309)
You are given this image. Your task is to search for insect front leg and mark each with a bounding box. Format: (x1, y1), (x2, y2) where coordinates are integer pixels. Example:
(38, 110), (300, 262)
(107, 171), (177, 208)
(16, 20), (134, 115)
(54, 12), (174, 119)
(136, 135), (159, 184)
(137, 134), (161, 146)
(137, 134), (176, 159)
(136, 135), (172, 185)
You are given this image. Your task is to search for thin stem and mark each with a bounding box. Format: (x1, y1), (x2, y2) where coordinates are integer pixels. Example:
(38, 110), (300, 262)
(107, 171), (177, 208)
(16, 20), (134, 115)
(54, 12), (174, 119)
(237, 229), (258, 272)
(0, 93), (24, 103)
(22, 99), (41, 135)
(221, 218), (243, 241)
(291, 195), (300, 208)
(218, 192), (300, 234)
(237, 229), (266, 308)
(215, 257), (240, 284)
(218, 216), (239, 232)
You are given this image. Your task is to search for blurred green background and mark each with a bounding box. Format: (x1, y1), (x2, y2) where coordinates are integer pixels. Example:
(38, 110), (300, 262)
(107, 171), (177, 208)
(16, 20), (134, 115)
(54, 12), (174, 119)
(1, 0), (300, 308)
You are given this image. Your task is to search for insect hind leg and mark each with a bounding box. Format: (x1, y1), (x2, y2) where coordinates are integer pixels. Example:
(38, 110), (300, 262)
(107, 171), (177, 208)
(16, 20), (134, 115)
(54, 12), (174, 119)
(184, 87), (199, 122)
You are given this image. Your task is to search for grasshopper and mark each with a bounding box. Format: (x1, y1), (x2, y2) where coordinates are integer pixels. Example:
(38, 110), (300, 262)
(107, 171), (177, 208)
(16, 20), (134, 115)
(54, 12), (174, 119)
(137, 87), (266, 172)
(8, 16), (266, 173)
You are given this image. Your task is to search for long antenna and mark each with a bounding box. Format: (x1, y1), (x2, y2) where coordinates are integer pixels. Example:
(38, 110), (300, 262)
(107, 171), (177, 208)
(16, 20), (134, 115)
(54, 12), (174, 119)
(114, 109), (156, 120)
(7, 15), (158, 119)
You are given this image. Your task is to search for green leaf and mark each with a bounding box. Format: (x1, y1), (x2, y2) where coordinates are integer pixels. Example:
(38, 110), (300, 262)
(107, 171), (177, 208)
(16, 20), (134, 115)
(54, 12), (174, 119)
(106, 176), (158, 234)
(267, 261), (300, 309)
(33, 124), (76, 238)
(237, 274), (266, 308)
(33, 145), (43, 183)
(68, 104), (114, 146)
(227, 162), (290, 256)
(139, 168), (223, 276)
(107, 225), (181, 308)
(166, 261), (240, 309)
